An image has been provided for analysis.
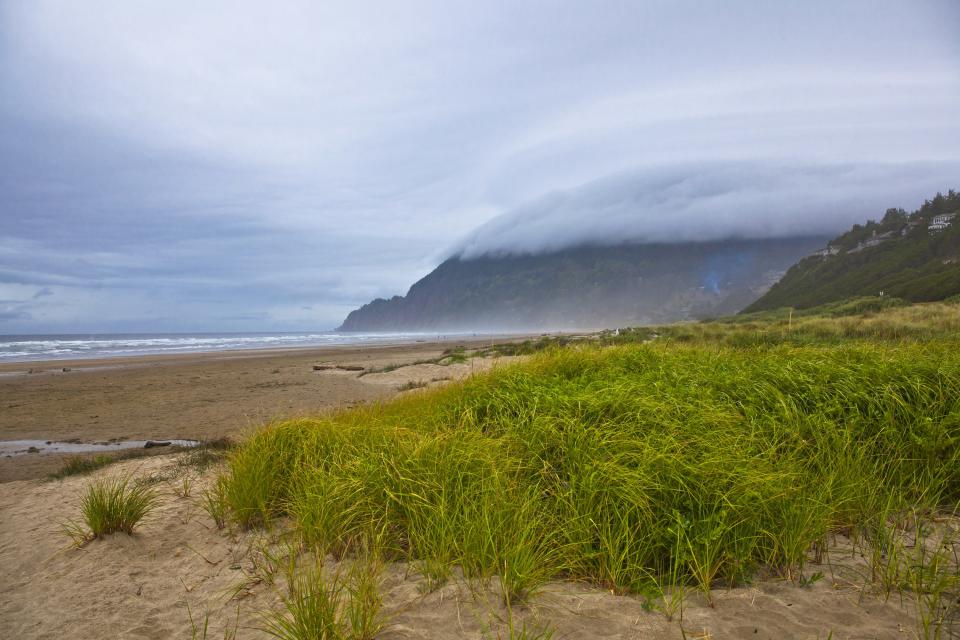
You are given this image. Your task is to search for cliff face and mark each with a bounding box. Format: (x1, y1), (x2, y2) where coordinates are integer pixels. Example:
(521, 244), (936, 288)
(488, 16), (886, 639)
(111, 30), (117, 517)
(746, 190), (960, 312)
(338, 237), (827, 331)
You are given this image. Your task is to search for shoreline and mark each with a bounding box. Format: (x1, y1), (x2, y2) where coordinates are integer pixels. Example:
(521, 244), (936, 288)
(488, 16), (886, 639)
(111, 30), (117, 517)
(0, 332), (534, 373)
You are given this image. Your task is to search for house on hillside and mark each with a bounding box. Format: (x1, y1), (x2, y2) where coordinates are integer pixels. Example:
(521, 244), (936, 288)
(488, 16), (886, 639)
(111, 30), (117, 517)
(813, 245), (840, 258)
(929, 212), (956, 234)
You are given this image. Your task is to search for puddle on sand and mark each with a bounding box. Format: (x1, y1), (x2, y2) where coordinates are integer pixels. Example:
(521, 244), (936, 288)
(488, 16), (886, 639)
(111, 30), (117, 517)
(0, 439), (200, 457)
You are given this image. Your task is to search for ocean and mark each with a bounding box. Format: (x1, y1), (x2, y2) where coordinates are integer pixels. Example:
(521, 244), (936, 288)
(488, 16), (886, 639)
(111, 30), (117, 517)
(0, 331), (447, 363)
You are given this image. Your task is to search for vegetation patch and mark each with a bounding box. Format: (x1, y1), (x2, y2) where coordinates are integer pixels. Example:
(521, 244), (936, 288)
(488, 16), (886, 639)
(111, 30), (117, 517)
(604, 299), (960, 346)
(49, 451), (149, 480)
(65, 476), (159, 542)
(215, 304), (959, 635)
(748, 190), (960, 311)
(219, 329), (957, 575)
(396, 380), (429, 391)
(261, 550), (384, 640)
(48, 438), (231, 481)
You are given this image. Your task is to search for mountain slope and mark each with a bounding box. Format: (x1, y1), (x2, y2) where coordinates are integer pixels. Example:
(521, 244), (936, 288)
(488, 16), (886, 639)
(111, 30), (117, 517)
(745, 190), (960, 312)
(339, 237), (827, 331)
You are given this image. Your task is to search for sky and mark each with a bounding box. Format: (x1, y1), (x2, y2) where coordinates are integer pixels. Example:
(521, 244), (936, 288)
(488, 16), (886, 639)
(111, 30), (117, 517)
(1, 1), (958, 332)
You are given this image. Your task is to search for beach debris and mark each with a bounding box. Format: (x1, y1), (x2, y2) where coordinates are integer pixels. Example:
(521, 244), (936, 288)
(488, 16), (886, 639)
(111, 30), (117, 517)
(143, 440), (172, 449)
(313, 363), (365, 371)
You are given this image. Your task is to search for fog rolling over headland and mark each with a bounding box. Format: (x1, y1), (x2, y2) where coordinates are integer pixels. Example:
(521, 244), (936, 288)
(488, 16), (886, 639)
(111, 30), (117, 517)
(339, 162), (955, 332)
(450, 162), (959, 259)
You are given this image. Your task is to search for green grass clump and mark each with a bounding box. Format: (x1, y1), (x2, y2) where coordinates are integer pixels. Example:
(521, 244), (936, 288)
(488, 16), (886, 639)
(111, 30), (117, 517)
(49, 438), (230, 481)
(483, 336), (569, 356)
(202, 476), (229, 530)
(49, 449), (154, 480)
(77, 476), (159, 538)
(261, 552), (384, 640)
(219, 321), (960, 616)
(51, 454), (119, 478)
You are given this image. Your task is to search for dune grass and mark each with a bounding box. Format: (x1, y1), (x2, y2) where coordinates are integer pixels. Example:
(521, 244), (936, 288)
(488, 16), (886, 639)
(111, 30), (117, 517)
(48, 437), (232, 481)
(51, 453), (122, 478)
(48, 450), (152, 480)
(216, 304), (959, 635)
(68, 475), (159, 539)
(261, 548), (384, 640)
(605, 298), (960, 347)
(220, 345), (957, 570)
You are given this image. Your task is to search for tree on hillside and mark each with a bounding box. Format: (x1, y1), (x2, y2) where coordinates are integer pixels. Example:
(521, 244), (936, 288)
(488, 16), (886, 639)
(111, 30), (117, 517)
(882, 208), (907, 224)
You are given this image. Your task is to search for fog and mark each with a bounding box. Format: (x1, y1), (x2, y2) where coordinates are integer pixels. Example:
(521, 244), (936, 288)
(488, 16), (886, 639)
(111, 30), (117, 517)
(453, 162), (960, 259)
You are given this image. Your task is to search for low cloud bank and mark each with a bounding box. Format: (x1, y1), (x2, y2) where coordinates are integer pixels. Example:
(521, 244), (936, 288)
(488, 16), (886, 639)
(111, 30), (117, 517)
(451, 162), (959, 259)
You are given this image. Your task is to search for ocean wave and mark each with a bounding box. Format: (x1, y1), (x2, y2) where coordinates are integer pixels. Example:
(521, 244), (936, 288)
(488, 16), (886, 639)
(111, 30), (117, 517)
(0, 331), (448, 363)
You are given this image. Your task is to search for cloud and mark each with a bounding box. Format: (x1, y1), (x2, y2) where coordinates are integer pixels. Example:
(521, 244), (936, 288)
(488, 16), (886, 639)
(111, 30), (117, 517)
(451, 162), (960, 258)
(0, 308), (31, 322)
(0, 1), (957, 331)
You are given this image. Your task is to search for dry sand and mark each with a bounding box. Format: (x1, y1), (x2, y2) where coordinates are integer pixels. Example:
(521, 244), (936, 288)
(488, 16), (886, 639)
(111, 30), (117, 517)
(0, 453), (928, 639)
(0, 341), (937, 638)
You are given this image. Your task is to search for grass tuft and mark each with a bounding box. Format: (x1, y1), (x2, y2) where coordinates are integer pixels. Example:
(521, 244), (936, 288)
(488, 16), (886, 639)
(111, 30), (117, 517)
(52, 454), (118, 478)
(261, 550), (384, 640)
(75, 476), (159, 538)
(49, 450), (151, 480)
(202, 476), (229, 530)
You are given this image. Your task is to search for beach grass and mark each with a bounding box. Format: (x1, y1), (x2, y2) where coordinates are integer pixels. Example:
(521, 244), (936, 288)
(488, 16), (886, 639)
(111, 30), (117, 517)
(49, 450), (151, 480)
(261, 548), (384, 640)
(603, 297), (960, 347)
(216, 301), (960, 634)
(51, 454), (123, 479)
(77, 475), (159, 537)
(48, 437), (232, 481)
(202, 476), (229, 530)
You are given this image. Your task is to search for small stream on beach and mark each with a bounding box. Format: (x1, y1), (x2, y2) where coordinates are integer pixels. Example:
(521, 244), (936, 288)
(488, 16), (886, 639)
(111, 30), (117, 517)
(0, 439), (200, 457)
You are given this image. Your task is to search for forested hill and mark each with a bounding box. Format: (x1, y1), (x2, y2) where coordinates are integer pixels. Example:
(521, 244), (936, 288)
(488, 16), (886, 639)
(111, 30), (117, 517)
(338, 237), (826, 332)
(745, 190), (960, 313)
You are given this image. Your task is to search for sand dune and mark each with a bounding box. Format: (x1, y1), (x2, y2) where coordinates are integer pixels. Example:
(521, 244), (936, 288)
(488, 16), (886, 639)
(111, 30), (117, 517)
(0, 453), (926, 639)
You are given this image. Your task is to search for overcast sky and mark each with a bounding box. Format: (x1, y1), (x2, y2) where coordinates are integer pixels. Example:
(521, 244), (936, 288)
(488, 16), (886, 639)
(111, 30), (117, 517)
(1, 1), (958, 332)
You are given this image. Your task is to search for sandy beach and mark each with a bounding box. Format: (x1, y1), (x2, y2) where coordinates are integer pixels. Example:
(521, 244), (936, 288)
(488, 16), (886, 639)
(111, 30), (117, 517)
(0, 336), (950, 639)
(0, 338), (518, 482)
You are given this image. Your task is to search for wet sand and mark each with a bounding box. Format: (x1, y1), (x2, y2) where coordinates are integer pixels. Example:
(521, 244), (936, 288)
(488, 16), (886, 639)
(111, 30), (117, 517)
(0, 337), (519, 482)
